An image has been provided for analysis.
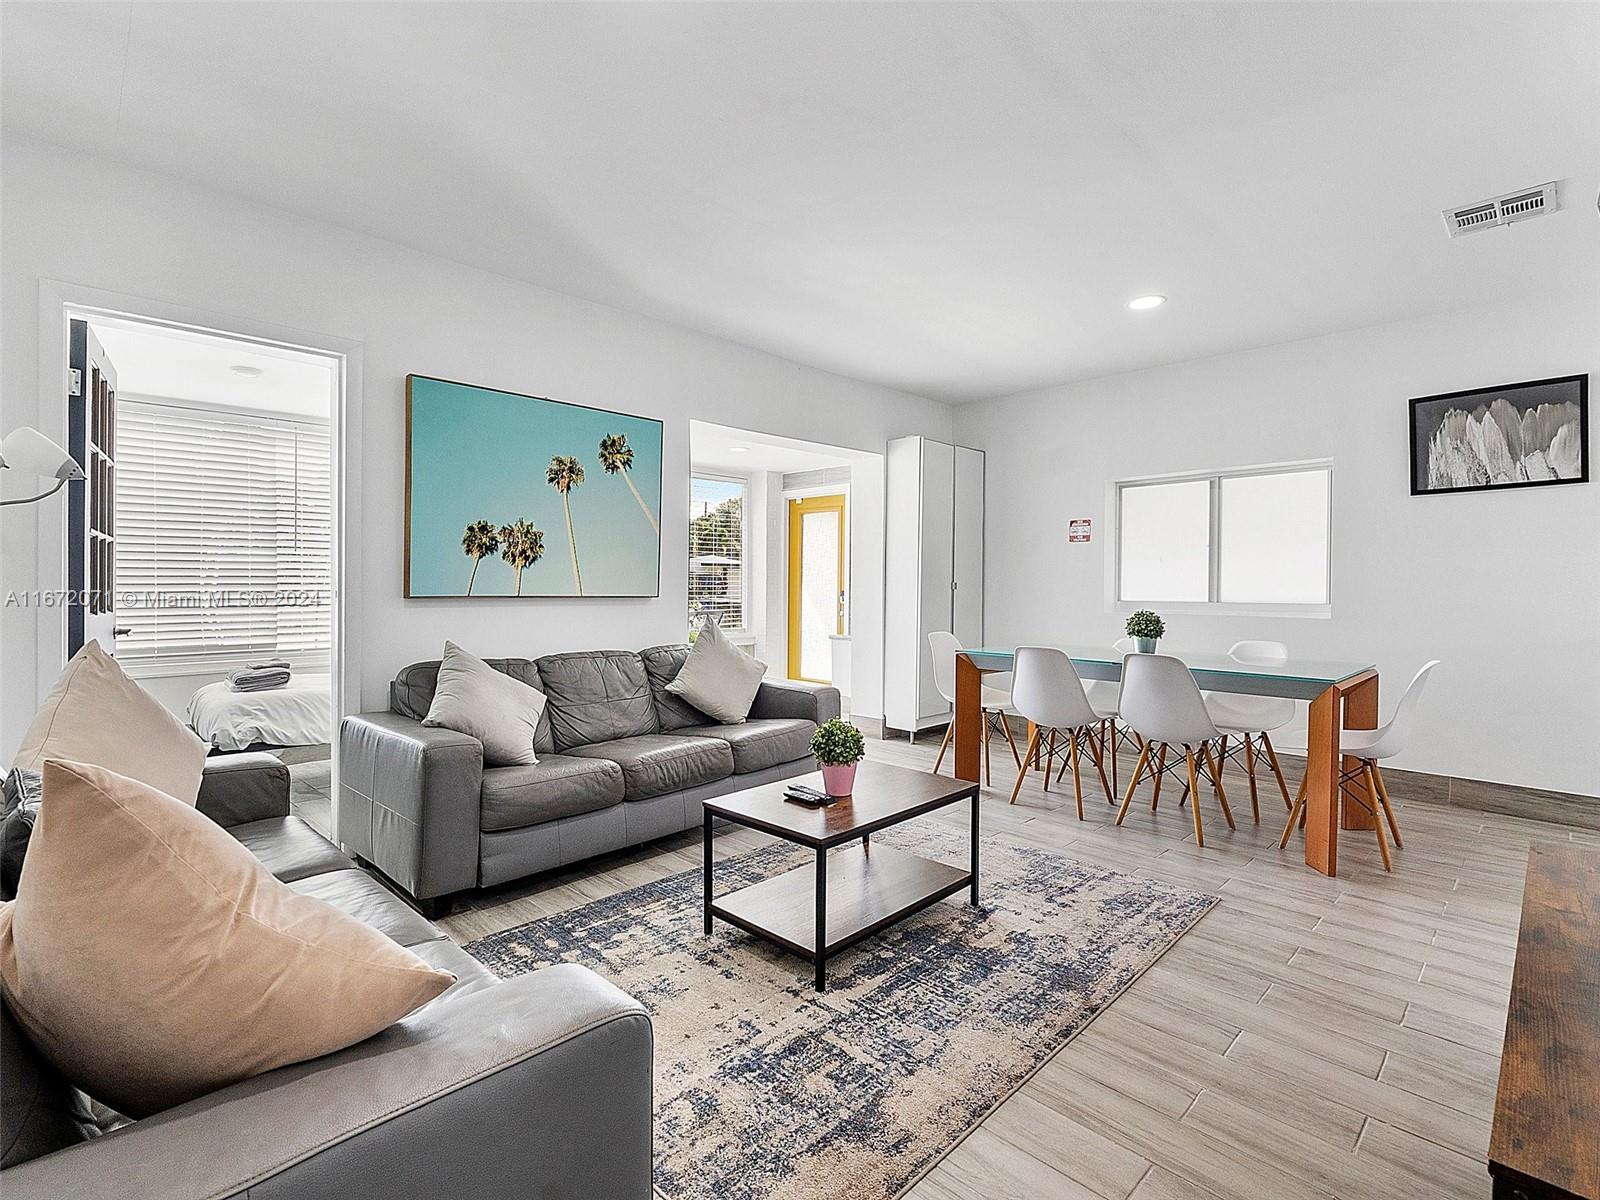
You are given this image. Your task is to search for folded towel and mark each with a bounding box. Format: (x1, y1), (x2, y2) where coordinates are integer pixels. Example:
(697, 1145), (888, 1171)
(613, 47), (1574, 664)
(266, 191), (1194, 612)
(228, 664), (292, 692)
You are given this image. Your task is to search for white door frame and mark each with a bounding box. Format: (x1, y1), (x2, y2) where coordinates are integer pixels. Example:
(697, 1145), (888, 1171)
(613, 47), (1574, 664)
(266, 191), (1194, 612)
(34, 279), (364, 779)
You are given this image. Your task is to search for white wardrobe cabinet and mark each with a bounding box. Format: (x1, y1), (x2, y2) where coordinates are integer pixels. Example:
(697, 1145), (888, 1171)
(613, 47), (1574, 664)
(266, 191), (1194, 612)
(883, 436), (985, 735)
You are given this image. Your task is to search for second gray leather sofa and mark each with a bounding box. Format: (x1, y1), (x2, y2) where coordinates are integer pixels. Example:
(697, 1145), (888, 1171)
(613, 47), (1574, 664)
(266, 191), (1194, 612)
(340, 644), (840, 915)
(0, 753), (652, 1200)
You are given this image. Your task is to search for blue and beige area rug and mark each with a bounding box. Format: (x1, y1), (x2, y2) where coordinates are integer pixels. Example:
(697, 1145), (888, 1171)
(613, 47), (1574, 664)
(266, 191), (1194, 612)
(466, 825), (1216, 1200)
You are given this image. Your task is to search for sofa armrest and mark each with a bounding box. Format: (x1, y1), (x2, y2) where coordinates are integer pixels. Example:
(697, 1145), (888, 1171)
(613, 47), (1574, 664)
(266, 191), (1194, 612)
(0, 965), (653, 1200)
(337, 713), (483, 903)
(751, 678), (841, 725)
(196, 752), (291, 828)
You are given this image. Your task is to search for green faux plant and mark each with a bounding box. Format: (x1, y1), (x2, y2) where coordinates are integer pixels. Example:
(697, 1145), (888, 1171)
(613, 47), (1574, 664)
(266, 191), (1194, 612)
(810, 718), (866, 767)
(1125, 610), (1165, 640)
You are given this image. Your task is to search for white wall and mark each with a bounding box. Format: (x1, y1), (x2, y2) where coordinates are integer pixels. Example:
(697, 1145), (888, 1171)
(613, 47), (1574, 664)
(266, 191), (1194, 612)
(955, 297), (1599, 798)
(0, 135), (953, 755)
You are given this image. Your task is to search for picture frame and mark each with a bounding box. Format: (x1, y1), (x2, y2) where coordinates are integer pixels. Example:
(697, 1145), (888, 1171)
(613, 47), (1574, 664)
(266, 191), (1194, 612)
(404, 374), (663, 598)
(1408, 373), (1587, 497)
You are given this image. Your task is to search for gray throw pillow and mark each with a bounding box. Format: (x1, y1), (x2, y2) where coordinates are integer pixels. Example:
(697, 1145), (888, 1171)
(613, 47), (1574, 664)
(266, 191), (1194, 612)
(422, 641), (547, 765)
(665, 620), (767, 725)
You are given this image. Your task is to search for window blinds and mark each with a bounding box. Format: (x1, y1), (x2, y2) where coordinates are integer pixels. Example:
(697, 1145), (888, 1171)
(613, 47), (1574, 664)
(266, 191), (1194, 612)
(114, 399), (332, 664)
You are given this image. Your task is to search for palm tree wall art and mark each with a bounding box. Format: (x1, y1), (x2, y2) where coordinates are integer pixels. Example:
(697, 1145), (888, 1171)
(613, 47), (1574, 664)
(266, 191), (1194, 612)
(599, 432), (660, 536)
(498, 519), (545, 595)
(405, 375), (663, 598)
(546, 454), (586, 596)
(460, 519), (500, 595)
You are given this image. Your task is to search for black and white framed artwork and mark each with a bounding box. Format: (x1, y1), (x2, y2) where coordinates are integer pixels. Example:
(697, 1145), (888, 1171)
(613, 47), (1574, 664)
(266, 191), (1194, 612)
(1409, 374), (1587, 496)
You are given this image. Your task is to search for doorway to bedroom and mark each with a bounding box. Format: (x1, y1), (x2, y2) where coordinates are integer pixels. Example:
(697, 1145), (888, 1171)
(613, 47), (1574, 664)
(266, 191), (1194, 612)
(71, 313), (339, 834)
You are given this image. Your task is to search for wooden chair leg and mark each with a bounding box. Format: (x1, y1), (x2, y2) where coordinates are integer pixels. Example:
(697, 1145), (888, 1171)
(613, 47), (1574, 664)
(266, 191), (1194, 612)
(1084, 726), (1113, 803)
(1185, 747), (1205, 847)
(1363, 762), (1392, 872)
(1068, 729), (1084, 820)
(1151, 743), (1167, 810)
(1009, 729), (1040, 805)
(982, 708), (993, 787)
(1115, 742), (1152, 826)
(1000, 713), (1022, 770)
(1370, 762), (1403, 849)
(932, 719), (954, 775)
(1243, 734), (1260, 823)
(1202, 742), (1235, 830)
(1260, 731), (1293, 809)
(1279, 774), (1308, 849)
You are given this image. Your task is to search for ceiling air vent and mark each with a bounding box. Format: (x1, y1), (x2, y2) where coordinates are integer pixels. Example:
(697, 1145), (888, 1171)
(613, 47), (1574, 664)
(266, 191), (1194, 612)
(1443, 182), (1559, 237)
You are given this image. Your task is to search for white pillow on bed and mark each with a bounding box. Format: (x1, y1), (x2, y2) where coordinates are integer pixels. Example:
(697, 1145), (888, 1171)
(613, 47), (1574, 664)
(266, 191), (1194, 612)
(422, 641), (546, 765)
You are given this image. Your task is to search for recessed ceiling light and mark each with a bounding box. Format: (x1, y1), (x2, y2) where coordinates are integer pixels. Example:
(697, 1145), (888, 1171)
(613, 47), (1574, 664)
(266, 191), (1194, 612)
(1127, 294), (1167, 311)
(729, 446), (749, 454)
(230, 364), (265, 377)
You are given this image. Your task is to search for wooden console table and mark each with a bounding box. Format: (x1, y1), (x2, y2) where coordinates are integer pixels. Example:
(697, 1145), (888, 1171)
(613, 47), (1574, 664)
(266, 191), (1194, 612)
(1489, 843), (1600, 1200)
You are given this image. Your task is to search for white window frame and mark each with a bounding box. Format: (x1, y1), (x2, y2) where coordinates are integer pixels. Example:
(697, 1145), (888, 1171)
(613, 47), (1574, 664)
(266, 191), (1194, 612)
(689, 470), (752, 639)
(1108, 459), (1333, 619)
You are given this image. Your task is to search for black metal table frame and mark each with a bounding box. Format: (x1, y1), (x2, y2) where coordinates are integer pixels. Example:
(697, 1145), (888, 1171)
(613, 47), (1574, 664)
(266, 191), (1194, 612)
(701, 786), (980, 991)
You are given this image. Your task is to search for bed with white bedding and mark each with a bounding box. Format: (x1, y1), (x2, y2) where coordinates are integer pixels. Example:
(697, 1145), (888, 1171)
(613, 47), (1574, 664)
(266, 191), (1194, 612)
(187, 673), (332, 751)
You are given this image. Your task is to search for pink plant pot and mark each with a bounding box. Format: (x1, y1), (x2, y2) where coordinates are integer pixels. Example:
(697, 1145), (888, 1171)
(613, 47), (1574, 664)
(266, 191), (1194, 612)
(820, 761), (858, 798)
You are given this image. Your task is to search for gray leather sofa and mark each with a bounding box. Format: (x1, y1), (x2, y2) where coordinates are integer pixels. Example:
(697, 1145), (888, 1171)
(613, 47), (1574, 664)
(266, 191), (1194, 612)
(340, 645), (841, 916)
(0, 753), (652, 1200)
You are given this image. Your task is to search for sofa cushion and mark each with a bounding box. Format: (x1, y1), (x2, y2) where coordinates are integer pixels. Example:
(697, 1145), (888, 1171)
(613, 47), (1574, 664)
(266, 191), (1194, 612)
(288, 868), (445, 950)
(391, 657), (554, 755)
(480, 755), (625, 832)
(567, 735), (733, 800)
(680, 718), (818, 775)
(536, 651), (658, 752)
(229, 815), (356, 883)
(639, 644), (710, 731)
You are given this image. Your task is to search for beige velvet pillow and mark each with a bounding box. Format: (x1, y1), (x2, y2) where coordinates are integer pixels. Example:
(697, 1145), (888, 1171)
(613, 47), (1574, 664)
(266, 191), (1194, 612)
(12, 642), (208, 806)
(665, 620), (767, 724)
(0, 760), (455, 1117)
(421, 641), (546, 765)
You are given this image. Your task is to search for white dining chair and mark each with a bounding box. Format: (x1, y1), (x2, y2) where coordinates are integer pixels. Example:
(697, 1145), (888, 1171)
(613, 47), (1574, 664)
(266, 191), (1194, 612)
(1204, 640), (1296, 822)
(1006, 646), (1112, 819)
(1115, 652), (1236, 847)
(1084, 637), (1138, 795)
(1280, 660), (1439, 872)
(928, 630), (1021, 785)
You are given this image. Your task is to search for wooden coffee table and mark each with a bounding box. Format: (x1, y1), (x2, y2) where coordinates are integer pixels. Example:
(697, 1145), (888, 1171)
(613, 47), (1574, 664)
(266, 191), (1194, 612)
(702, 760), (980, 991)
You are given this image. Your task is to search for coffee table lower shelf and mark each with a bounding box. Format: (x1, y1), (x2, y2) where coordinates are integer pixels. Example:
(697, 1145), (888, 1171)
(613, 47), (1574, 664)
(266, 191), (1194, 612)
(707, 844), (972, 991)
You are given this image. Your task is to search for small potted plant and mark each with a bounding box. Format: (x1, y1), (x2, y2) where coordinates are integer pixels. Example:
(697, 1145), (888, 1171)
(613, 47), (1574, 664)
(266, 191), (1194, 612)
(811, 718), (866, 797)
(1126, 610), (1165, 654)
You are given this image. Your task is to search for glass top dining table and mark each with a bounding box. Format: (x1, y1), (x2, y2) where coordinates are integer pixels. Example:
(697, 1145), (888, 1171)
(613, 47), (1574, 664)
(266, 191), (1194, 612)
(958, 646), (1374, 702)
(953, 645), (1381, 878)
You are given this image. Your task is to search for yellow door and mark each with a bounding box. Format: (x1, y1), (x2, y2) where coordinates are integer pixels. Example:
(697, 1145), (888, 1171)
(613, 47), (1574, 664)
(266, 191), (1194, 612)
(787, 494), (846, 682)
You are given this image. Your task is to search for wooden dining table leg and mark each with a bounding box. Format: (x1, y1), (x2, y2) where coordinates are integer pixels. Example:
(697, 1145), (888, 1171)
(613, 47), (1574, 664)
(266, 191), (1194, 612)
(1304, 670), (1379, 877)
(1304, 685), (1342, 876)
(953, 653), (986, 783)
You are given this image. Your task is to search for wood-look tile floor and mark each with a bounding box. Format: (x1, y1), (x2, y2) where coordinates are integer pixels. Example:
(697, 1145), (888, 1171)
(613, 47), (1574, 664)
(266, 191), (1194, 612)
(436, 735), (1594, 1200)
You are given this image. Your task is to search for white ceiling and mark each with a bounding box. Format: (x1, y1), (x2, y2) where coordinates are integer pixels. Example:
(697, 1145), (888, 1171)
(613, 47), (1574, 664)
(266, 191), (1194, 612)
(6, 2), (1597, 403)
(691, 420), (857, 478)
(89, 316), (336, 419)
